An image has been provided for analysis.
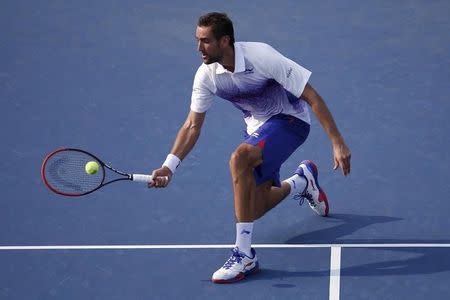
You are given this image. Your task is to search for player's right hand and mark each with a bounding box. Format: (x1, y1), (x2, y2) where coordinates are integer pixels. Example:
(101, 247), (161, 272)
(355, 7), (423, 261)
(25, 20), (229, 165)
(149, 166), (172, 188)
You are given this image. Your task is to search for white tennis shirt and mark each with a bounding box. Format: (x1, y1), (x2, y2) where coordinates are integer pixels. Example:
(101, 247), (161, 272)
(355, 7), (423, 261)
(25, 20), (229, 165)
(190, 42), (312, 134)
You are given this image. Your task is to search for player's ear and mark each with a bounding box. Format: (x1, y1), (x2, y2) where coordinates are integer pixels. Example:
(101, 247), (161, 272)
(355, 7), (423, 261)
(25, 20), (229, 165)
(220, 35), (231, 47)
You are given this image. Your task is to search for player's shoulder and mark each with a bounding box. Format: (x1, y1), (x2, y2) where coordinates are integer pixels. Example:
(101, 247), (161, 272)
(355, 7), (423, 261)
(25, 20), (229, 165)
(238, 41), (282, 64)
(237, 41), (276, 54)
(193, 63), (218, 88)
(195, 62), (219, 77)
(194, 62), (216, 78)
(238, 41), (283, 70)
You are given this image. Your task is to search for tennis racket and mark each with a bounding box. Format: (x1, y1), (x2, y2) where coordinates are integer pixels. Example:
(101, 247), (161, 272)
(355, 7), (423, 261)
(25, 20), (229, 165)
(41, 147), (163, 196)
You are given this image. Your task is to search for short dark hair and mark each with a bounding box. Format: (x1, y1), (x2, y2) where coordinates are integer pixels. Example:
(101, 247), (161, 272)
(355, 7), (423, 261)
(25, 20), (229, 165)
(197, 12), (235, 45)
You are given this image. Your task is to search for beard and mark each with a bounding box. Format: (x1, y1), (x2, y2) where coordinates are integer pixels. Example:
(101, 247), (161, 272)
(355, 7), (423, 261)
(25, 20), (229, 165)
(203, 52), (222, 65)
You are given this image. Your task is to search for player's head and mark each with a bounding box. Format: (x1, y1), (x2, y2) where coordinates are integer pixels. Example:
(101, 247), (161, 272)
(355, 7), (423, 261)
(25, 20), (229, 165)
(196, 12), (234, 64)
(197, 12), (235, 45)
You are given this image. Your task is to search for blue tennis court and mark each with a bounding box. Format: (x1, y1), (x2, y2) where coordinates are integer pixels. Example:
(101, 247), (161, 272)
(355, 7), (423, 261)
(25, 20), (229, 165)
(1, 1), (449, 299)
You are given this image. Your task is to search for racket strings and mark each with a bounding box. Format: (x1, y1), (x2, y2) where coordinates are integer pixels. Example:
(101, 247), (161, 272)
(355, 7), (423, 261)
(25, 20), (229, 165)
(43, 150), (104, 195)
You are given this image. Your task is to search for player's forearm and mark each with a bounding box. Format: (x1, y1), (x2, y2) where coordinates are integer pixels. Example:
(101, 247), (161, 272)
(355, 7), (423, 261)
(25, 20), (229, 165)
(301, 84), (344, 145)
(310, 98), (344, 145)
(170, 123), (202, 160)
(169, 111), (205, 161)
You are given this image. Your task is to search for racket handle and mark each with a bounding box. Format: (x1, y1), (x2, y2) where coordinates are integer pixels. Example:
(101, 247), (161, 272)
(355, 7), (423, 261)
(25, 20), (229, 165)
(132, 174), (154, 183)
(131, 174), (169, 183)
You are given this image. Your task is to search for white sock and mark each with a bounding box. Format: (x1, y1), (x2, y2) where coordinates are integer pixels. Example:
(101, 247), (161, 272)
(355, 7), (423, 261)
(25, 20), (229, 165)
(284, 174), (307, 197)
(235, 222), (253, 257)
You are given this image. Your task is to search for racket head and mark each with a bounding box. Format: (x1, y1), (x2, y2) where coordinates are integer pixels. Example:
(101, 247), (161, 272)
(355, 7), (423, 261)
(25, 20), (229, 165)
(41, 148), (106, 196)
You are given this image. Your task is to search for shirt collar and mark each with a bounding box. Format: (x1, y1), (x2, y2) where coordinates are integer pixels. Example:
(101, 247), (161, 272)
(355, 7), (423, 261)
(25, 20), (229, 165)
(233, 43), (246, 73)
(215, 43), (245, 74)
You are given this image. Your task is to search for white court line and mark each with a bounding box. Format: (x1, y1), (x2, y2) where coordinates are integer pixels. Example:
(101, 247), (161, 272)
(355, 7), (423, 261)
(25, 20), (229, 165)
(329, 246), (341, 300)
(1, 243), (450, 250)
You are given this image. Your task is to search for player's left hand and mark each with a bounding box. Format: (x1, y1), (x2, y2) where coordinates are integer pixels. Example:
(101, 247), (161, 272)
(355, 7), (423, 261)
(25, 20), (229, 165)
(333, 141), (351, 176)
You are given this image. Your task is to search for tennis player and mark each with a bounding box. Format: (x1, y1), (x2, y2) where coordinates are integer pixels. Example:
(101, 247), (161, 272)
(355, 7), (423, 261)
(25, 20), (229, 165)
(149, 12), (351, 283)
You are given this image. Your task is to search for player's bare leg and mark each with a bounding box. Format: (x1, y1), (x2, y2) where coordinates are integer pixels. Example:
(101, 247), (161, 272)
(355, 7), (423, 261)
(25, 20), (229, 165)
(212, 143), (264, 284)
(213, 144), (322, 283)
(229, 143), (294, 221)
(229, 143), (263, 222)
(253, 181), (291, 220)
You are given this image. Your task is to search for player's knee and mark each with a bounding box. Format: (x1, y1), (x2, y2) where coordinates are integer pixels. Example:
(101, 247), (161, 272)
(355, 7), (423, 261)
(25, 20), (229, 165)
(229, 144), (261, 170)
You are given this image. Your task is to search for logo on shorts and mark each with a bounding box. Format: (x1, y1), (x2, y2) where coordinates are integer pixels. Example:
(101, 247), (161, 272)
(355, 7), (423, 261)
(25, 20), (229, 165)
(251, 132), (260, 138)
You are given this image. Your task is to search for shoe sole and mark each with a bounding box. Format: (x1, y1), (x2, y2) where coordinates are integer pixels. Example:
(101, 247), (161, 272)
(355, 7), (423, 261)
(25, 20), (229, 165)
(211, 262), (260, 284)
(301, 160), (329, 217)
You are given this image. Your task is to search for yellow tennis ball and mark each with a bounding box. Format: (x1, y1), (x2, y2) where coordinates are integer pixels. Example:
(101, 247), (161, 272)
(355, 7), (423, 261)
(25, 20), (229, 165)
(85, 161), (99, 175)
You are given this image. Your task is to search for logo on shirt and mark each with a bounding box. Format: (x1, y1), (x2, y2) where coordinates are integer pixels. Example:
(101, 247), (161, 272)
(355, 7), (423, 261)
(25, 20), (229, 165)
(286, 67), (293, 78)
(244, 67), (254, 74)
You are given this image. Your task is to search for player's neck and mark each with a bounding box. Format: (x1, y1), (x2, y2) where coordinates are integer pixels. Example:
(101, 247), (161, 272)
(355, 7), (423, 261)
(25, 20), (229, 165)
(220, 45), (235, 73)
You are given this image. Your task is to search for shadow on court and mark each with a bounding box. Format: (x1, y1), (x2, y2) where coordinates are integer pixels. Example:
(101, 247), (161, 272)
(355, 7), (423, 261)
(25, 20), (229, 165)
(285, 213), (402, 244)
(244, 213), (450, 284)
(285, 213), (450, 245)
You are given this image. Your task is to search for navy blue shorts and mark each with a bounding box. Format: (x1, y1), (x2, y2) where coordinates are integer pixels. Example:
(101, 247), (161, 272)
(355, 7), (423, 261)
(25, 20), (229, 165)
(243, 114), (310, 187)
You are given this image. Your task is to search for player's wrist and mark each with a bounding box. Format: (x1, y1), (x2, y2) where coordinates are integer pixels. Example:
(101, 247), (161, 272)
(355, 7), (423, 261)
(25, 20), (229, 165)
(162, 154), (181, 174)
(331, 135), (345, 147)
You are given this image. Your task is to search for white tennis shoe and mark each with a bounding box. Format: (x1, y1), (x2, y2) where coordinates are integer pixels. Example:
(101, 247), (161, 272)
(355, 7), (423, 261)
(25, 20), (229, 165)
(211, 247), (260, 283)
(295, 160), (329, 216)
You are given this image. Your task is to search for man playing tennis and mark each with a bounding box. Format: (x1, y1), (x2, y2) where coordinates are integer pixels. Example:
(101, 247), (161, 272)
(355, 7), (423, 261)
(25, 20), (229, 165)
(150, 12), (351, 283)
